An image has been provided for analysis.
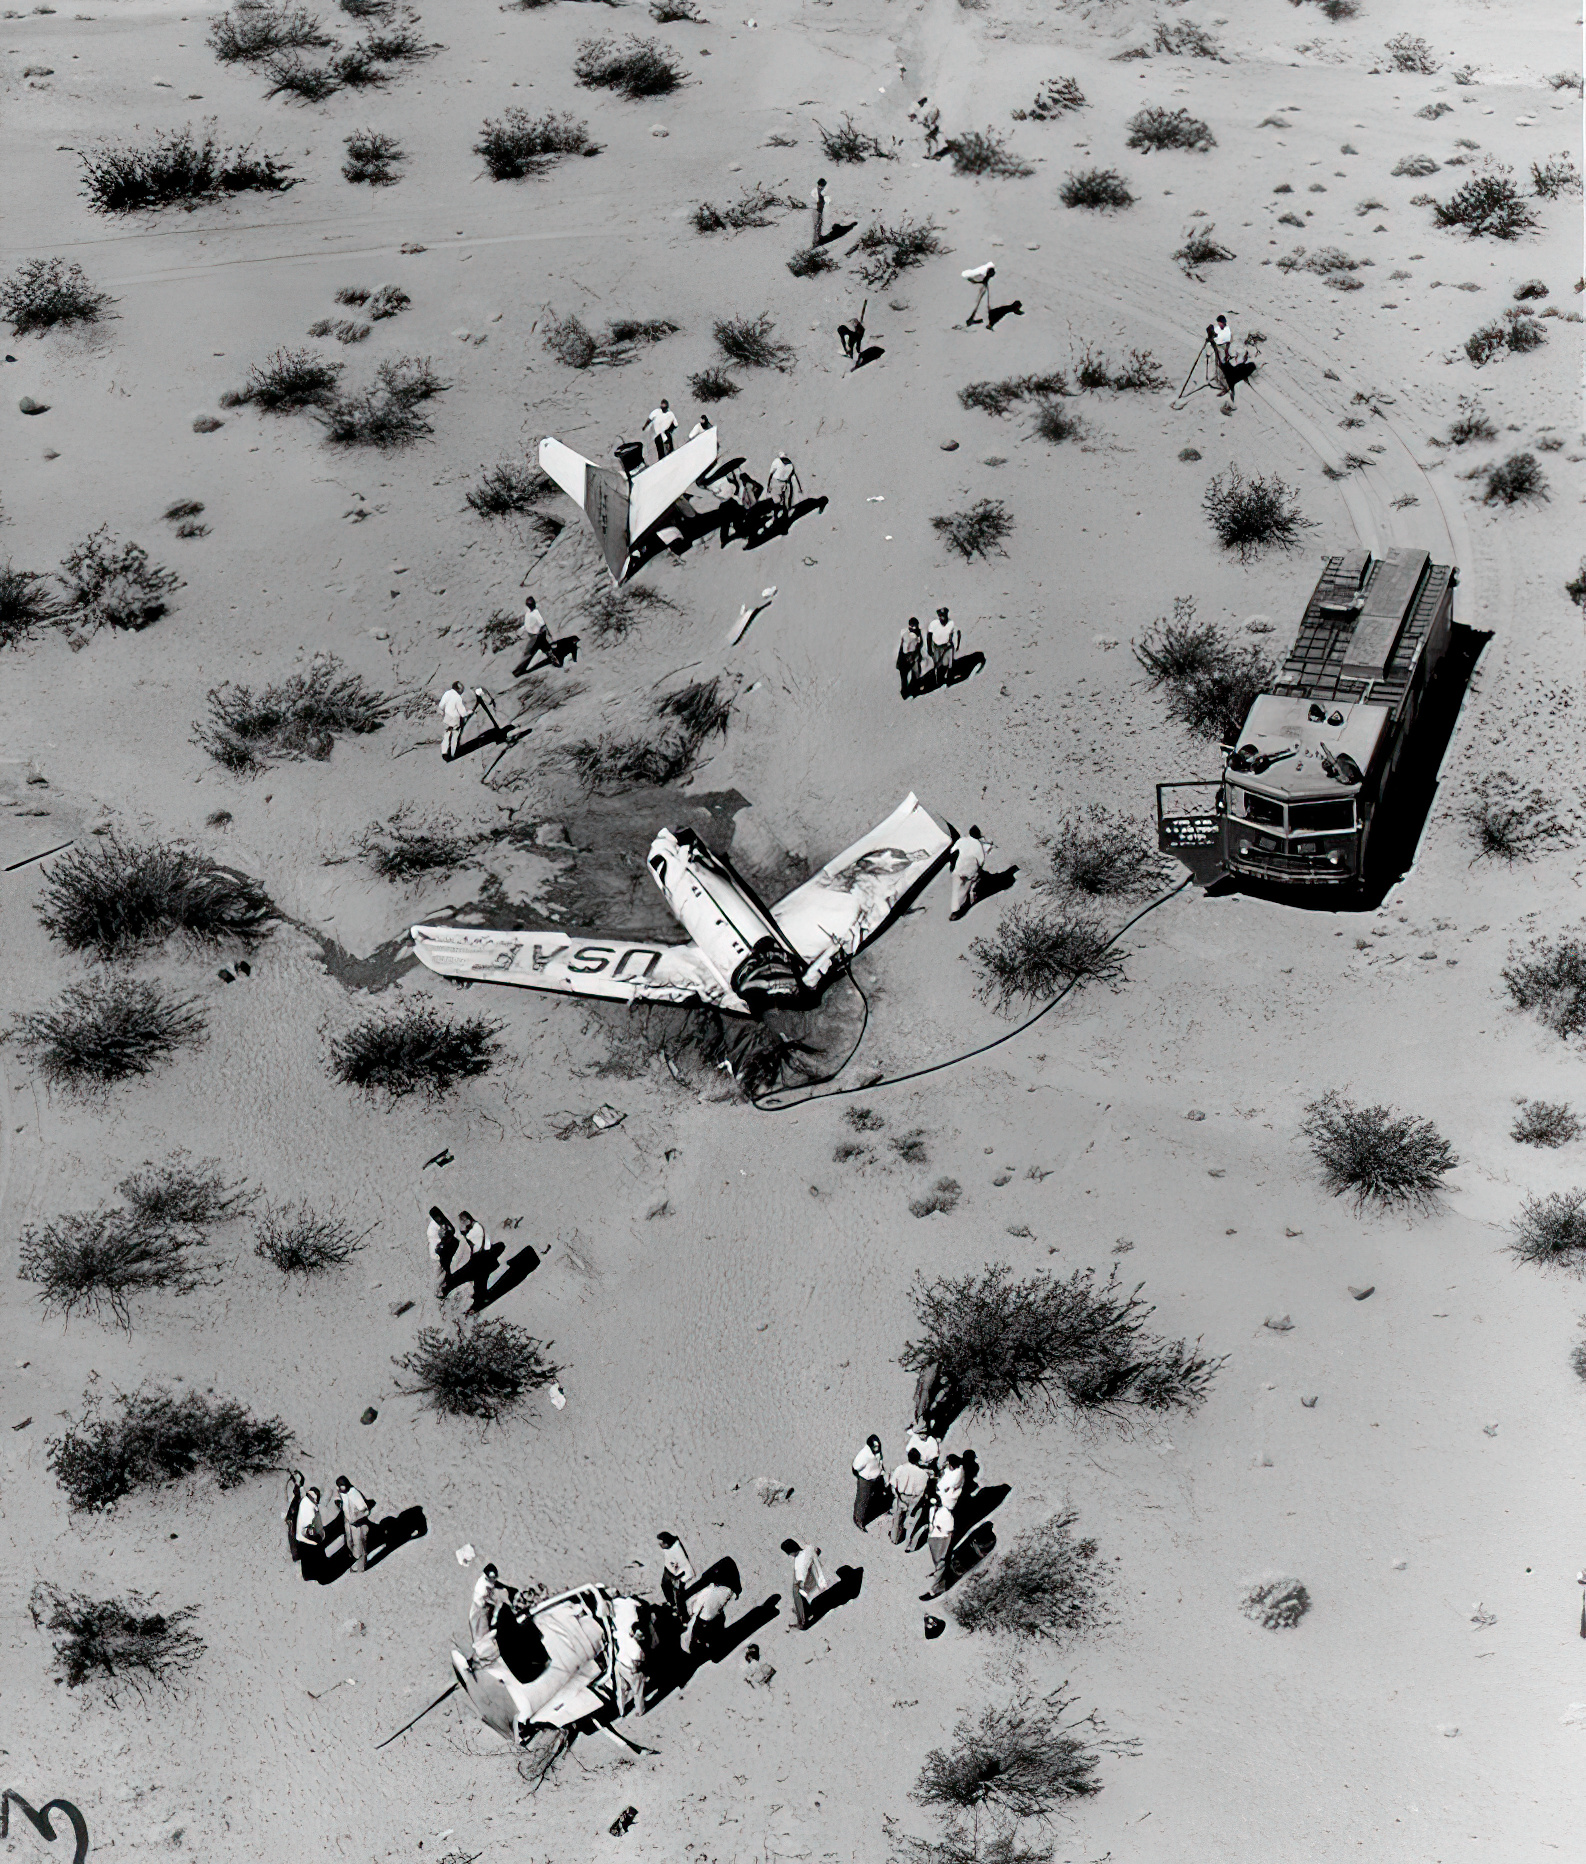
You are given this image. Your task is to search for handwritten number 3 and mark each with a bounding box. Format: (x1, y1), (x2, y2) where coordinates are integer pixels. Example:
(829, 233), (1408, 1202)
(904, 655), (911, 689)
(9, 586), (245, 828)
(1, 1792), (91, 1864)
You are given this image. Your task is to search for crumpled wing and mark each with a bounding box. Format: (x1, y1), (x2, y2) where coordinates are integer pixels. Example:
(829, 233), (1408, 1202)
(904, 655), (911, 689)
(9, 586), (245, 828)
(410, 922), (748, 1011)
(770, 794), (953, 990)
(539, 437), (630, 584)
(628, 425), (719, 540)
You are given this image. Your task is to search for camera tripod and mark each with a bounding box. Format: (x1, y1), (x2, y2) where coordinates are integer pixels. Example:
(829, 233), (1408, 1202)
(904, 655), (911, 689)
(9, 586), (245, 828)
(1171, 337), (1225, 410)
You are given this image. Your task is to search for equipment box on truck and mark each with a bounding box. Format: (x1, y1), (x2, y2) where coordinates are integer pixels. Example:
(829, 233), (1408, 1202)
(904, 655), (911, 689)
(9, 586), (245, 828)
(1156, 547), (1458, 890)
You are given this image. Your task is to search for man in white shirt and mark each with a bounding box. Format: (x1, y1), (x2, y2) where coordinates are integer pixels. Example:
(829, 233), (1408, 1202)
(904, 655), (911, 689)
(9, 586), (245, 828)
(889, 1447), (931, 1549)
(512, 596), (564, 675)
(645, 398), (677, 460)
(921, 1499), (956, 1598)
(766, 452), (801, 516)
(438, 681), (475, 761)
(656, 1530), (696, 1619)
(469, 1563), (510, 1651)
(295, 1485), (324, 1577)
(936, 1452), (966, 1516)
(682, 1574), (739, 1658)
(851, 1433), (886, 1530)
(781, 1538), (832, 1630)
(905, 1421), (941, 1472)
(335, 1474), (373, 1572)
(427, 1206), (459, 1300)
(948, 826), (991, 921)
(962, 262), (995, 327)
(926, 606), (959, 684)
(611, 1595), (649, 1717)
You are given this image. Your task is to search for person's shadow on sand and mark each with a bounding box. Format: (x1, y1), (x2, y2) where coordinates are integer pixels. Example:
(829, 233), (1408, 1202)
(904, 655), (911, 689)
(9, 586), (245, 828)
(315, 1505), (428, 1583)
(743, 494), (829, 549)
(987, 299), (1024, 329)
(817, 220), (858, 247)
(806, 1564), (863, 1629)
(470, 1243), (540, 1313)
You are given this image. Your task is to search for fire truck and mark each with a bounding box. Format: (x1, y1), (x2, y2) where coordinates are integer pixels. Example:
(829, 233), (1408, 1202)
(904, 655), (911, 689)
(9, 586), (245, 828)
(1156, 547), (1458, 890)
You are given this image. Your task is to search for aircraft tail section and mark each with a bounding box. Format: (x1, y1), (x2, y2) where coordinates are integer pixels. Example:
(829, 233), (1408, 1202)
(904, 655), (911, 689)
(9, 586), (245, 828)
(539, 437), (630, 582)
(628, 427), (719, 538)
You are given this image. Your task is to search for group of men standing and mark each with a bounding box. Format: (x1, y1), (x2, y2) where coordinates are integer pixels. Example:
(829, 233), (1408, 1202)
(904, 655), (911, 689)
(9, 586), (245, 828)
(853, 1417), (969, 1602)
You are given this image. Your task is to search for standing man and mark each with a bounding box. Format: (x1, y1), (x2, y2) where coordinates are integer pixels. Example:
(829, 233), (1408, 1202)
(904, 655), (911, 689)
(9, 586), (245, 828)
(656, 1530), (697, 1621)
(837, 300), (867, 369)
(438, 681), (475, 761)
(470, 1563), (510, 1651)
(897, 617), (924, 700)
(781, 1537), (832, 1631)
(644, 398), (677, 460)
(295, 1484), (326, 1581)
(905, 1417), (941, 1474)
(926, 606), (959, 684)
(681, 1571), (739, 1659)
(283, 1469), (306, 1566)
(962, 263), (996, 328)
(335, 1474), (374, 1574)
(427, 1206), (460, 1300)
(947, 825), (991, 921)
(851, 1434), (887, 1530)
(921, 1496), (956, 1599)
(766, 451), (802, 518)
(936, 1452), (966, 1520)
(513, 595), (568, 675)
(611, 1595), (649, 1717)
(890, 1446), (931, 1549)
(811, 176), (828, 246)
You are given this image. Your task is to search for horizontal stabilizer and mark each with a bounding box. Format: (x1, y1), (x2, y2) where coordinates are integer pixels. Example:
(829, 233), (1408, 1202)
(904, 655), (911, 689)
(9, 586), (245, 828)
(629, 426), (719, 539)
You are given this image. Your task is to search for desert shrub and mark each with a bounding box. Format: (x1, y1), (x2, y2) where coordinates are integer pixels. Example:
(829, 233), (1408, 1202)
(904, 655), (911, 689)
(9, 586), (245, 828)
(1174, 223), (1234, 272)
(362, 17), (432, 60)
(475, 110), (592, 180)
(359, 807), (480, 878)
(818, 113), (893, 164)
(30, 1586), (203, 1699)
(1532, 153), (1582, 200)
(1511, 1100), (1580, 1148)
(264, 52), (342, 100)
(1127, 106), (1215, 153)
(845, 1105), (885, 1131)
(209, 2), (330, 60)
(1074, 346), (1165, 391)
(197, 656), (391, 769)
(1445, 398), (1496, 444)
(1473, 451), (1547, 504)
(900, 1261), (1221, 1422)
(1059, 167), (1133, 210)
(607, 315), (680, 347)
(38, 835), (273, 959)
(1384, 33), (1439, 73)
(958, 371), (1066, 415)
(584, 581), (677, 642)
(119, 1153), (251, 1230)
(891, 1127), (930, 1165)
(912, 1677), (1110, 1829)
(971, 905), (1123, 1014)
(1139, 624), (1271, 741)
(787, 243), (837, 277)
(933, 498), (1013, 560)
(1549, 71), (1585, 91)
(694, 184), (783, 233)
(1392, 154), (1439, 178)
(951, 1512), (1106, 1642)
(12, 977), (207, 1091)
(1567, 562), (1586, 610)
(1014, 76), (1085, 121)
(330, 1001), (503, 1102)
(1154, 19), (1220, 58)
(1466, 308), (1546, 364)
(1503, 932), (1586, 1040)
(79, 125), (296, 213)
(948, 130), (1033, 178)
(19, 1207), (208, 1329)
(650, 0), (704, 18)
(1240, 1577), (1311, 1629)
(1462, 773), (1566, 862)
(542, 309), (599, 368)
(466, 461), (555, 517)
(1432, 172), (1538, 238)
(1031, 399), (1081, 445)
(910, 1178), (962, 1219)
(1132, 596), (1216, 682)
(1, 256), (114, 336)
(57, 527), (180, 629)
(573, 34), (684, 98)
(395, 1317), (559, 1422)
(343, 127), (403, 184)
(0, 563), (57, 645)
(254, 1200), (361, 1274)
(1300, 1091), (1458, 1212)
(225, 346), (343, 410)
(566, 731), (697, 791)
(1277, 244), (1366, 284)
(1202, 463), (1314, 562)
(1510, 1190), (1586, 1271)
(317, 354), (448, 446)
(849, 216), (945, 288)
(48, 1384), (292, 1511)
(714, 311), (794, 370)
(656, 676), (731, 742)
(1040, 806), (1168, 899)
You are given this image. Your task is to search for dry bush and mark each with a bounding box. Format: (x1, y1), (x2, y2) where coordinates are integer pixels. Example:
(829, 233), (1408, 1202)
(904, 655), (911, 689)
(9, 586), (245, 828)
(573, 34), (684, 98)
(656, 676), (731, 742)
(901, 1261), (1221, 1423)
(948, 130), (1033, 178)
(1383, 33), (1438, 72)
(1059, 167), (1133, 209)
(910, 1178), (962, 1219)
(1154, 19), (1221, 58)
(1465, 309), (1546, 365)
(650, 0), (704, 18)
(566, 731), (697, 791)
(38, 836), (272, 960)
(1240, 1577), (1311, 1629)
(1031, 399), (1081, 445)
(1127, 106), (1215, 153)
(79, 125), (296, 212)
(1203, 463), (1314, 561)
(1393, 154), (1439, 178)
(264, 53), (342, 101)
(11, 977), (207, 1090)
(1462, 773), (1566, 862)
(693, 184), (783, 233)
(48, 1384), (292, 1512)
(317, 354), (448, 447)
(0, 563), (56, 645)
(466, 462), (555, 517)
(1039, 806), (1168, 899)
(254, 1200), (362, 1274)
(583, 581), (677, 642)
(19, 1207), (208, 1330)
(1133, 602), (1275, 742)
(209, 2), (330, 60)
(1511, 1100), (1580, 1148)
(787, 243), (837, 277)
(330, 1001), (503, 1102)
(224, 347), (343, 411)
(1132, 596), (1216, 682)
(1472, 451), (1547, 505)
(121, 1153), (251, 1230)
(357, 807), (477, 878)
(818, 113), (894, 164)
(1175, 223), (1234, 272)
(1532, 153), (1581, 199)
(343, 127), (403, 184)
(475, 110), (593, 180)
(197, 656), (391, 770)
(1013, 76), (1085, 121)
(1074, 345), (1165, 391)
(543, 309), (599, 368)
(1504, 932), (1586, 1041)
(951, 1511), (1106, 1643)
(362, 16), (433, 61)
(933, 498), (1013, 560)
(30, 1586), (203, 1699)
(971, 905), (1123, 1014)
(1432, 171), (1538, 238)
(1567, 562), (1586, 610)
(685, 366), (737, 407)
(1301, 1091), (1458, 1212)
(714, 311), (794, 369)
(1511, 1190), (1586, 1271)
(395, 1317), (560, 1422)
(57, 527), (181, 629)
(1277, 244), (1368, 287)
(958, 371), (1066, 415)
(849, 216), (945, 287)
(2, 257), (114, 335)
(1445, 398), (1496, 444)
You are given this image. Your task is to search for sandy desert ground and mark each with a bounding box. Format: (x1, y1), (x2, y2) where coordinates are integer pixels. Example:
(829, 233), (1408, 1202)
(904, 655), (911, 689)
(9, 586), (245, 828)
(1, 0), (1583, 1859)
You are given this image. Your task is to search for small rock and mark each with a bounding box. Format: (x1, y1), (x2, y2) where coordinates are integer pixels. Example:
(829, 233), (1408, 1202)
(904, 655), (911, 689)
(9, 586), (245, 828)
(371, 628), (389, 640)
(940, 439), (959, 450)
(1436, 1723), (1460, 1738)
(1207, 1167), (1225, 1178)
(651, 124), (669, 137)
(1482, 1423), (1498, 1437)
(401, 242), (427, 254)
(1253, 1451), (1273, 1467)
(1284, 1227), (1302, 1237)
(1247, 617), (1274, 633)
(1301, 1396), (1318, 1408)
(193, 415), (223, 433)
(728, 163), (742, 173)
(341, 1618), (366, 1638)
(12, 1416), (32, 1431)
(360, 1406), (378, 1425)
(1513, 278), (1548, 300)
(450, 328), (471, 341)
(388, 1299), (414, 1317)
(1418, 951), (1437, 961)
(991, 1171), (1012, 1186)
(1185, 1108), (1206, 1121)
(1264, 1315), (1294, 1332)
(1178, 447), (1202, 462)
(19, 396), (48, 415)
(1348, 1285), (1375, 1301)
(1024, 241), (1040, 250)
(1392, 1559), (1407, 1571)
(42, 448), (58, 459)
